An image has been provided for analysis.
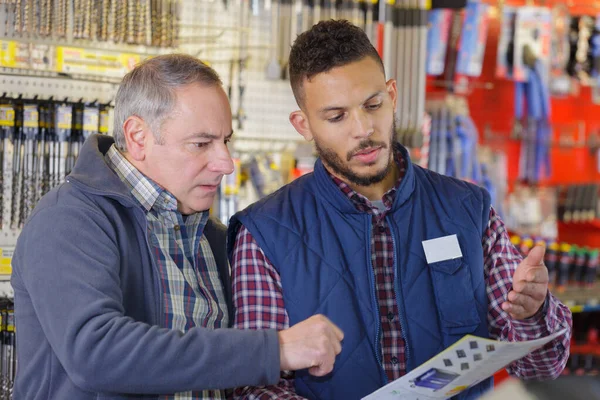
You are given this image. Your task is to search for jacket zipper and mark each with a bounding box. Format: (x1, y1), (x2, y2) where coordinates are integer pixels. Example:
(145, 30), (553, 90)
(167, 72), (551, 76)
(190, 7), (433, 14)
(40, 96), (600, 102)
(387, 215), (411, 371)
(67, 178), (164, 326)
(143, 222), (163, 327)
(366, 216), (387, 384)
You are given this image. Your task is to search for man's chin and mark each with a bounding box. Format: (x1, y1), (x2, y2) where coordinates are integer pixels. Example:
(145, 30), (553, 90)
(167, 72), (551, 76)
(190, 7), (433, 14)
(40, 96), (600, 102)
(179, 198), (215, 215)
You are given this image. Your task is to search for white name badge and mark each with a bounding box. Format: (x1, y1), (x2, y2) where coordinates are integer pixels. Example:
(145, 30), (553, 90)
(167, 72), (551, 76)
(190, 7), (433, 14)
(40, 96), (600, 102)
(422, 234), (463, 264)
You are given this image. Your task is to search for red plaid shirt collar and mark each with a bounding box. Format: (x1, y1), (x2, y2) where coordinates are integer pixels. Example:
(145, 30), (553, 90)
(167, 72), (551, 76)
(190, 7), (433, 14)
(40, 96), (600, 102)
(326, 146), (407, 216)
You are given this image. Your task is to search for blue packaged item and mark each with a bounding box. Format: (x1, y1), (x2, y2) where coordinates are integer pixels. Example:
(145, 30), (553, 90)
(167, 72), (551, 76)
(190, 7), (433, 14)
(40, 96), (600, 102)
(410, 367), (460, 391)
(426, 9), (453, 76)
(496, 6), (517, 78)
(513, 7), (552, 82)
(456, 0), (490, 77)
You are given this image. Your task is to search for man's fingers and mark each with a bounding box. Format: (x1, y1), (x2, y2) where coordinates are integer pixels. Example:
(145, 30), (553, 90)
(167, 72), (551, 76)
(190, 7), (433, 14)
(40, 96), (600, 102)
(502, 301), (526, 319)
(331, 333), (342, 355)
(332, 323), (344, 341)
(514, 265), (548, 284)
(309, 364), (333, 377)
(524, 266), (549, 283)
(507, 291), (541, 311)
(316, 314), (344, 341)
(522, 245), (545, 267)
(511, 281), (548, 301)
(308, 346), (336, 376)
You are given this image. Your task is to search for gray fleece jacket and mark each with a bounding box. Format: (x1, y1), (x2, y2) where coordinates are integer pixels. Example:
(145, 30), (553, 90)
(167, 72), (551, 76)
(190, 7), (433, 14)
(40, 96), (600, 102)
(11, 134), (279, 399)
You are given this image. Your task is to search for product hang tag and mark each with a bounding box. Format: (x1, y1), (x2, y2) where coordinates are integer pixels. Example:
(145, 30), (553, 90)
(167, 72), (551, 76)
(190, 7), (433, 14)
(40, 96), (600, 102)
(422, 234), (463, 264)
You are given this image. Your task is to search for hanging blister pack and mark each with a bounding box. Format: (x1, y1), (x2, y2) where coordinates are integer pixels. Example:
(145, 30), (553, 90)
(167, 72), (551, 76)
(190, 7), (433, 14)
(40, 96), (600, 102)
(37, 101), (51, 205)
(55, 104), (72, 187)
(99, 105), (110, 135)
(426, 96), (483, 185)
(455, 0), (489, 77)
(496, 6), (517, 79)
(10, 102), (24, 230)
(443, 10), (464, 91)
(513, 7), (552, 83)
(549, 4), (572, 96)
(43, 101), (57, 198)
(0, 104), (14, 230)
(70, 103), (85, 176)
(83, 106), (100, 141)
(426, 9), (452, 76)
(567, 15), (594, 84)
(0, 305), (15, 399)
(22, 104), (39, 225)
(590, 15), (600, 104)
(512, 7), (553, 184)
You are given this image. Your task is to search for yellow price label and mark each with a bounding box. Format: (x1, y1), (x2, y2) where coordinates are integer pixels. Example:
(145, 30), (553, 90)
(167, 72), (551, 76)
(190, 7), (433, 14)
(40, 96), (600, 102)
(56, 46), (141, 78)
(0, 106), (14, 127)
(0, 40), (17, 68)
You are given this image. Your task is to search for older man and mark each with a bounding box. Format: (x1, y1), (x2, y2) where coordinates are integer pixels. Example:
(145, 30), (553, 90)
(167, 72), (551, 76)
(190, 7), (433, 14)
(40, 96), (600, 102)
(11, 54), (343, 400)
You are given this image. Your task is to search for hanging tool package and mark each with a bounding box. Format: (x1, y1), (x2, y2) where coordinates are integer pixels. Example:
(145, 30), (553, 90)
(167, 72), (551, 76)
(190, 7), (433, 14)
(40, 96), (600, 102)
(513, 7), (553, 184)
(0, 95), (110, 231)
(0, 301), (14, 400)
(495, 6), (553, 184)
(0, 0), (181, 48)
(425, 95), (484, 185)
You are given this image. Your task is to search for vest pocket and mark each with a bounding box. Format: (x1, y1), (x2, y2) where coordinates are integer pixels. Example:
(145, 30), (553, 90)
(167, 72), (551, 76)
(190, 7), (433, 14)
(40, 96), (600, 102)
(429, 257), (481, 335)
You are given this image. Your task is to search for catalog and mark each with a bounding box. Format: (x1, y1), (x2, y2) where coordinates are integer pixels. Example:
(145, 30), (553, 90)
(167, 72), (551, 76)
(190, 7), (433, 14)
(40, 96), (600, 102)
(362, 329), (568, 400)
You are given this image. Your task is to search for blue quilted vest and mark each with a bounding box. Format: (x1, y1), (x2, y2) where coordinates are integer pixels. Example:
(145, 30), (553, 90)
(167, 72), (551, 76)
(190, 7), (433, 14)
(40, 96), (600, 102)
(228, 145), (493, 400)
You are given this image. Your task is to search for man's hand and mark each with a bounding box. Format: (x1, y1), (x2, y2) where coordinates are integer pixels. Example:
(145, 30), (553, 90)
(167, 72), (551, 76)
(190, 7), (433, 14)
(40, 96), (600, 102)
(278, 315), (344, 377)
(502, 245), (549, 320)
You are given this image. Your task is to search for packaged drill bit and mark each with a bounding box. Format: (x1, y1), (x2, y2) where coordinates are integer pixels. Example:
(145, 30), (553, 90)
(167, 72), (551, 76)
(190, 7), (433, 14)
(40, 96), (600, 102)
(4, 306), (14, 398)
(54, 104), (72, 187)
(83, 106), (100, 141)
(70, 103), (84, 176)
(22, 103), (39, 225)
(99, 105), (110, 135)
(0, 103), (15, 230)
(10, 102), (24, 230)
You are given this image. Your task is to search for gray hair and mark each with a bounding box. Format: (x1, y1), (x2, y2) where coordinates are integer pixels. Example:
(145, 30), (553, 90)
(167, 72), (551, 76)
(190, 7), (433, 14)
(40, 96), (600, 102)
(112, 53), (222, 151)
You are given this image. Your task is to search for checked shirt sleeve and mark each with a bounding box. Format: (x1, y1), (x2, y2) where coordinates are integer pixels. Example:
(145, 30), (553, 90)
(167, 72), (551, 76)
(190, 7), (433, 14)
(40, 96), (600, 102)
(231, 225), (308, 400)
(482, 206), (572, 379)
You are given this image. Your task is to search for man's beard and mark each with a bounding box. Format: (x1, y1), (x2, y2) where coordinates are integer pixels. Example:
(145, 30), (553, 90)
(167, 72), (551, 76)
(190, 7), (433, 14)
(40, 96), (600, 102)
(315, 121), (395, 187)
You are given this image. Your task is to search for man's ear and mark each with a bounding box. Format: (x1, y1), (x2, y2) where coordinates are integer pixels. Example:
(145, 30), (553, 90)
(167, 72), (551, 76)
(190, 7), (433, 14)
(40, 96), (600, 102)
(290, 110), (313, 142)
(386, 79), (398, 111)
(122, 116), (149, 161)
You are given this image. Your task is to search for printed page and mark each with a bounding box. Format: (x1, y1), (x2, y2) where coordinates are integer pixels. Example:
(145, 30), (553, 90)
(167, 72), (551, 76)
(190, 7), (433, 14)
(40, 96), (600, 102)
(363, 329), (567, 400)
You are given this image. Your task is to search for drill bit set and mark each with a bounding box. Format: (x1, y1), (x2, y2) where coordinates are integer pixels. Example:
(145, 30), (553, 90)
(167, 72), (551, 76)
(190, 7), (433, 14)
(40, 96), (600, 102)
(0, 0), (180, 47)
(0, 301), (14, 400)
(0, 95), (111, 231)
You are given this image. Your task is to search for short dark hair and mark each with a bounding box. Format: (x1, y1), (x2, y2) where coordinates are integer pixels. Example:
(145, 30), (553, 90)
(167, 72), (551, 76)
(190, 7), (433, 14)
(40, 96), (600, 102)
(288, 20), (384, 107)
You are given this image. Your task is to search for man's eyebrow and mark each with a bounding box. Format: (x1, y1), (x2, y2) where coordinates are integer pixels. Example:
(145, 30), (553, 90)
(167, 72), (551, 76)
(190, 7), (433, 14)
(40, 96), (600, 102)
(318, 91), (384, 114)
(183, 131), (234, 140)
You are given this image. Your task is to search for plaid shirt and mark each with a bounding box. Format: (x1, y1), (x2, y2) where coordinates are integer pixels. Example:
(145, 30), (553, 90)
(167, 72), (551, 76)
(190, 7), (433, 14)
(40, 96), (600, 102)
(231, 151), (572, 400)
(106, 145), (228, 400)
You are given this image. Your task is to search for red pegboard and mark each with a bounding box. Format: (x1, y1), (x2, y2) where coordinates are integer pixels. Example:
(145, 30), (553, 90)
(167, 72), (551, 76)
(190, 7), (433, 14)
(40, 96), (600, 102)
(427, 1), (600, 247)
(468, 3), (600, 187)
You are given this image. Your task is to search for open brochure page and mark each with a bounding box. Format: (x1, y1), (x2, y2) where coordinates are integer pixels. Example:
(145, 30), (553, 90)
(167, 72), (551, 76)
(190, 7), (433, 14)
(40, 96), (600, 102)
(363, 329), (568, 400)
